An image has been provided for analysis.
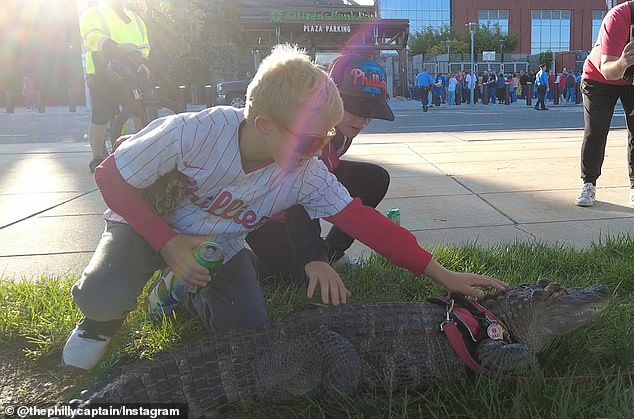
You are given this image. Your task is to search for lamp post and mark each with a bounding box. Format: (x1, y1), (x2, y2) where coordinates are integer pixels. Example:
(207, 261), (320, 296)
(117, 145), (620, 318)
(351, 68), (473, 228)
(446, 39), (451, 74)
(499, 40), (504, 68)
(467, 22), (477, 105)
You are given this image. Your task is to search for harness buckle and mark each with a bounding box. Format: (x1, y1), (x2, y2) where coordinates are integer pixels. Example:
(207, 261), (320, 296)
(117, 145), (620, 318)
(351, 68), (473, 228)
(439, 298), (455, 331)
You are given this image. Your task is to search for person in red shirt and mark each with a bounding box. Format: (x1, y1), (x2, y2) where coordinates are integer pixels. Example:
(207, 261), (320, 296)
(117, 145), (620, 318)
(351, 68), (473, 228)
(558, 71), (568, 103)
(576, 1), (634, 208)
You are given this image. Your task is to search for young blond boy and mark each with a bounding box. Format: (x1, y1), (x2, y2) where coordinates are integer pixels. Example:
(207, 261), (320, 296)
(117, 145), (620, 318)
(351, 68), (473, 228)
(63, 44), (507, 371)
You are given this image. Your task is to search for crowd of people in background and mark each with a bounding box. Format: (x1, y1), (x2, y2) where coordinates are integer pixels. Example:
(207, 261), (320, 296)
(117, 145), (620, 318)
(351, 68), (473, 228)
(413, 67), (582, 109)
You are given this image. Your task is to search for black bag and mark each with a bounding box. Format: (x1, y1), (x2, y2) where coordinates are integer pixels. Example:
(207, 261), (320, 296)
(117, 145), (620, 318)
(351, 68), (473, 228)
(566, 73), (575, 85)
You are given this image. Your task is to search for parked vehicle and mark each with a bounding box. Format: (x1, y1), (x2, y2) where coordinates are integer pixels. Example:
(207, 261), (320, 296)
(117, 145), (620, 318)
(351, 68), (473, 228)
(215, 79), (249, 108)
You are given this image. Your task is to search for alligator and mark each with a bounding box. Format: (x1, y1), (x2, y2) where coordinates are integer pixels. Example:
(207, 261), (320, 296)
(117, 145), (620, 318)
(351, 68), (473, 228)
(81, 279), (609, 417)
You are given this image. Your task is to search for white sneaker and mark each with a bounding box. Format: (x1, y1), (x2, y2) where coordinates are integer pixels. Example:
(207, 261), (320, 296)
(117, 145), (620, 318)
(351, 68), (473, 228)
(62, 326), (112, 371)
(629, 189), (634, 208)
(330, 253), (362, 270)
(331, 253), (351, 270)
(575, 183), (596, 207)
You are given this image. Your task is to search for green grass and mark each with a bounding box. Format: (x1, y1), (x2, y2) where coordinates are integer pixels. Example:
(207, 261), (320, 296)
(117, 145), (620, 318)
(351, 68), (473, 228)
(1, 238), (633, 417)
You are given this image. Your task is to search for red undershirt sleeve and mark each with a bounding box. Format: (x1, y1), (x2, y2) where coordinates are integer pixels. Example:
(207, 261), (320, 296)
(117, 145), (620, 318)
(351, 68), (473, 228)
(94, 155), (177, 252)
(324, 198), (433, 277)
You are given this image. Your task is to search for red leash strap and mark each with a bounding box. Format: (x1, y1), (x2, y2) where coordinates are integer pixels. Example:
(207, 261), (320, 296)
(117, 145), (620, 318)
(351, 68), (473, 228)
(441, 318), (495, 377)
(434, 296), (511, 378)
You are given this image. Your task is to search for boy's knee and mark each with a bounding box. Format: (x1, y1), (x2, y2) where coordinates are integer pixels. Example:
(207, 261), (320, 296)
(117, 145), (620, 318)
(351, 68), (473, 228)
(71, 269), (140, 321)
(377, 166), (390, 192)
(368, 165), (390, 203)
(187, 279), (268, 333)
(71, 281), (119, 322)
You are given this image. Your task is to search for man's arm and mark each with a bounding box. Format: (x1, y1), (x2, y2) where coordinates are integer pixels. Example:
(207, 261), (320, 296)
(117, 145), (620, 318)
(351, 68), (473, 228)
(598, 7), (633, 80)
(600, 44), (634, 80)
(79, 9), (108, 53)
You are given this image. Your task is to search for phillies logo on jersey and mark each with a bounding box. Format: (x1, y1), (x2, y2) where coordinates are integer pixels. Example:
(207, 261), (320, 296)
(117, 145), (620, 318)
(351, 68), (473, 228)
(208, 191), (259, 228)
(186, 179), (260, 229)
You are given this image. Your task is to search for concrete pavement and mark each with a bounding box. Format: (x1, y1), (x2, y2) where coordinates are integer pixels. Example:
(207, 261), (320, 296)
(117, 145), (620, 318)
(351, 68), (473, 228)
(1, 101), (633, 281)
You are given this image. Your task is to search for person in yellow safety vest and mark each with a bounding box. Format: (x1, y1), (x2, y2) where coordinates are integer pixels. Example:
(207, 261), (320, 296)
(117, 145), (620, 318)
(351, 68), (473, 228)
(79, 0), (150, 173)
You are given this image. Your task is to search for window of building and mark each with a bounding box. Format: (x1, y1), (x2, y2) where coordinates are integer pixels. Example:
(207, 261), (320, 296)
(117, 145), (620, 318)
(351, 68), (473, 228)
(478, 10), (509, 34)
(592, 10), (606, 47)
(379, 0), (451, 34)
(531, 10), (571, 54)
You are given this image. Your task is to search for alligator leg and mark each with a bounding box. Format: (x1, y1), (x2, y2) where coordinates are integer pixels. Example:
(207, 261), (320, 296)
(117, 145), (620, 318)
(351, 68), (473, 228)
(476, 339), (534, 372)
(253, 326), (362, 406)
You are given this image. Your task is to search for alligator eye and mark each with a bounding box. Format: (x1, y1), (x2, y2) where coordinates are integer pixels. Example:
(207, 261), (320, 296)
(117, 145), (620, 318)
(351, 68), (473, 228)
(545, 283), (562, 292)
(536, 278), (551, 288)
(532, 289), (549, 300)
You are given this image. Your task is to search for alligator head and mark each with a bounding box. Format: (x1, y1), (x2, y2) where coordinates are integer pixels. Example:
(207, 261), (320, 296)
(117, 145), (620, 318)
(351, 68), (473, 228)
(475, 279), (610, 372)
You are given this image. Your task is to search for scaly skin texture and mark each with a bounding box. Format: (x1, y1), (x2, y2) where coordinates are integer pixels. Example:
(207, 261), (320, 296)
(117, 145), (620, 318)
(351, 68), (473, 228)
(84, 280), (610, 417)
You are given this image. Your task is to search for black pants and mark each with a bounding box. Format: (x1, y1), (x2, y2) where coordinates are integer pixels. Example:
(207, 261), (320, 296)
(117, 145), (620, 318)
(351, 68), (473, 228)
(418, 86), (430, 107)
(87, 75), (126, 125)
(489, 86), (496, 103)
(246, 159), (390, 279)
(580, 80), (634, 187)
(535, 85), (547, 110)
(496, 87), (506, 103)
(463, 88), (470, 104)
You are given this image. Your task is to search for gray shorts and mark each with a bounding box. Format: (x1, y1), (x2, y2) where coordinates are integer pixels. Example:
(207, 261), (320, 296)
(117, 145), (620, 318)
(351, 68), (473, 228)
(72, 221), (268, 331)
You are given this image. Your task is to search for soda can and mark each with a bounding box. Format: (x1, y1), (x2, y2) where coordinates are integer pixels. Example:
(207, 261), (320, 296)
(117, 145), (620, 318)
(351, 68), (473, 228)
(190, 241), (224, 293)
(386, 208), (401, 225)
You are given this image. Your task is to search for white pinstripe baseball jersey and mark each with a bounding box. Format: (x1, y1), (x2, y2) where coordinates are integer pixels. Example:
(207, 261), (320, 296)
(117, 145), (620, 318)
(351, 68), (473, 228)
(105, 106), (353, 260)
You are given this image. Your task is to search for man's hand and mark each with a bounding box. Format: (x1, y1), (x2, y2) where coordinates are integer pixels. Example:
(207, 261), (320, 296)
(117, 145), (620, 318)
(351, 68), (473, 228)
(119, 42), (140, 53)
(305, 261), (351, 305)
(601, 41), (634, 80)
(621, 41), (634, 67)
(424, 259), (508, 299)
(159, 234), (211, 287)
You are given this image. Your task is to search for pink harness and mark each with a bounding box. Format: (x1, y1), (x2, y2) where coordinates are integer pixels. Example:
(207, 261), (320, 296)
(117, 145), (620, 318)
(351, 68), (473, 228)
(430, 296), (513, 376)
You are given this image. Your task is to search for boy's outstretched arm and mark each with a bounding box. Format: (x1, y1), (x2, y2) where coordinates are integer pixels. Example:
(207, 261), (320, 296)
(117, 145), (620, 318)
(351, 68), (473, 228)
(325, 199), (508, 298)
(285, 205), (350, 305)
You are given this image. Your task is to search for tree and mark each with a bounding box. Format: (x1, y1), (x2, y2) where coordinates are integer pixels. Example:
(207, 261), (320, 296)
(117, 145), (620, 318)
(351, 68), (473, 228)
(538, 51), (554, 70)
(475, 24), (519, 57)
(409, 24), (520, 58)
(130, 0), (251, 99)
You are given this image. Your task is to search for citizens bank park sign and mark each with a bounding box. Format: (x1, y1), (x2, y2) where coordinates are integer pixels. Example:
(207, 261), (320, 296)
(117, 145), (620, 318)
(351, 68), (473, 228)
(269, 9), (378, 33)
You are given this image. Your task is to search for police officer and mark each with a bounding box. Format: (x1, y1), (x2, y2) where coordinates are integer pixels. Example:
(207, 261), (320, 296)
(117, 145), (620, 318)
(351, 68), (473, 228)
(79, 0), (150, 173)
(534, 63), (549, 111)
(415, 68), (434, 112)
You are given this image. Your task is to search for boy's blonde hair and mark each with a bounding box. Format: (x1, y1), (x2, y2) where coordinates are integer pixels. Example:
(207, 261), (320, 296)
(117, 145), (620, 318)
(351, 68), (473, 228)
(245, 44), (343, 130)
